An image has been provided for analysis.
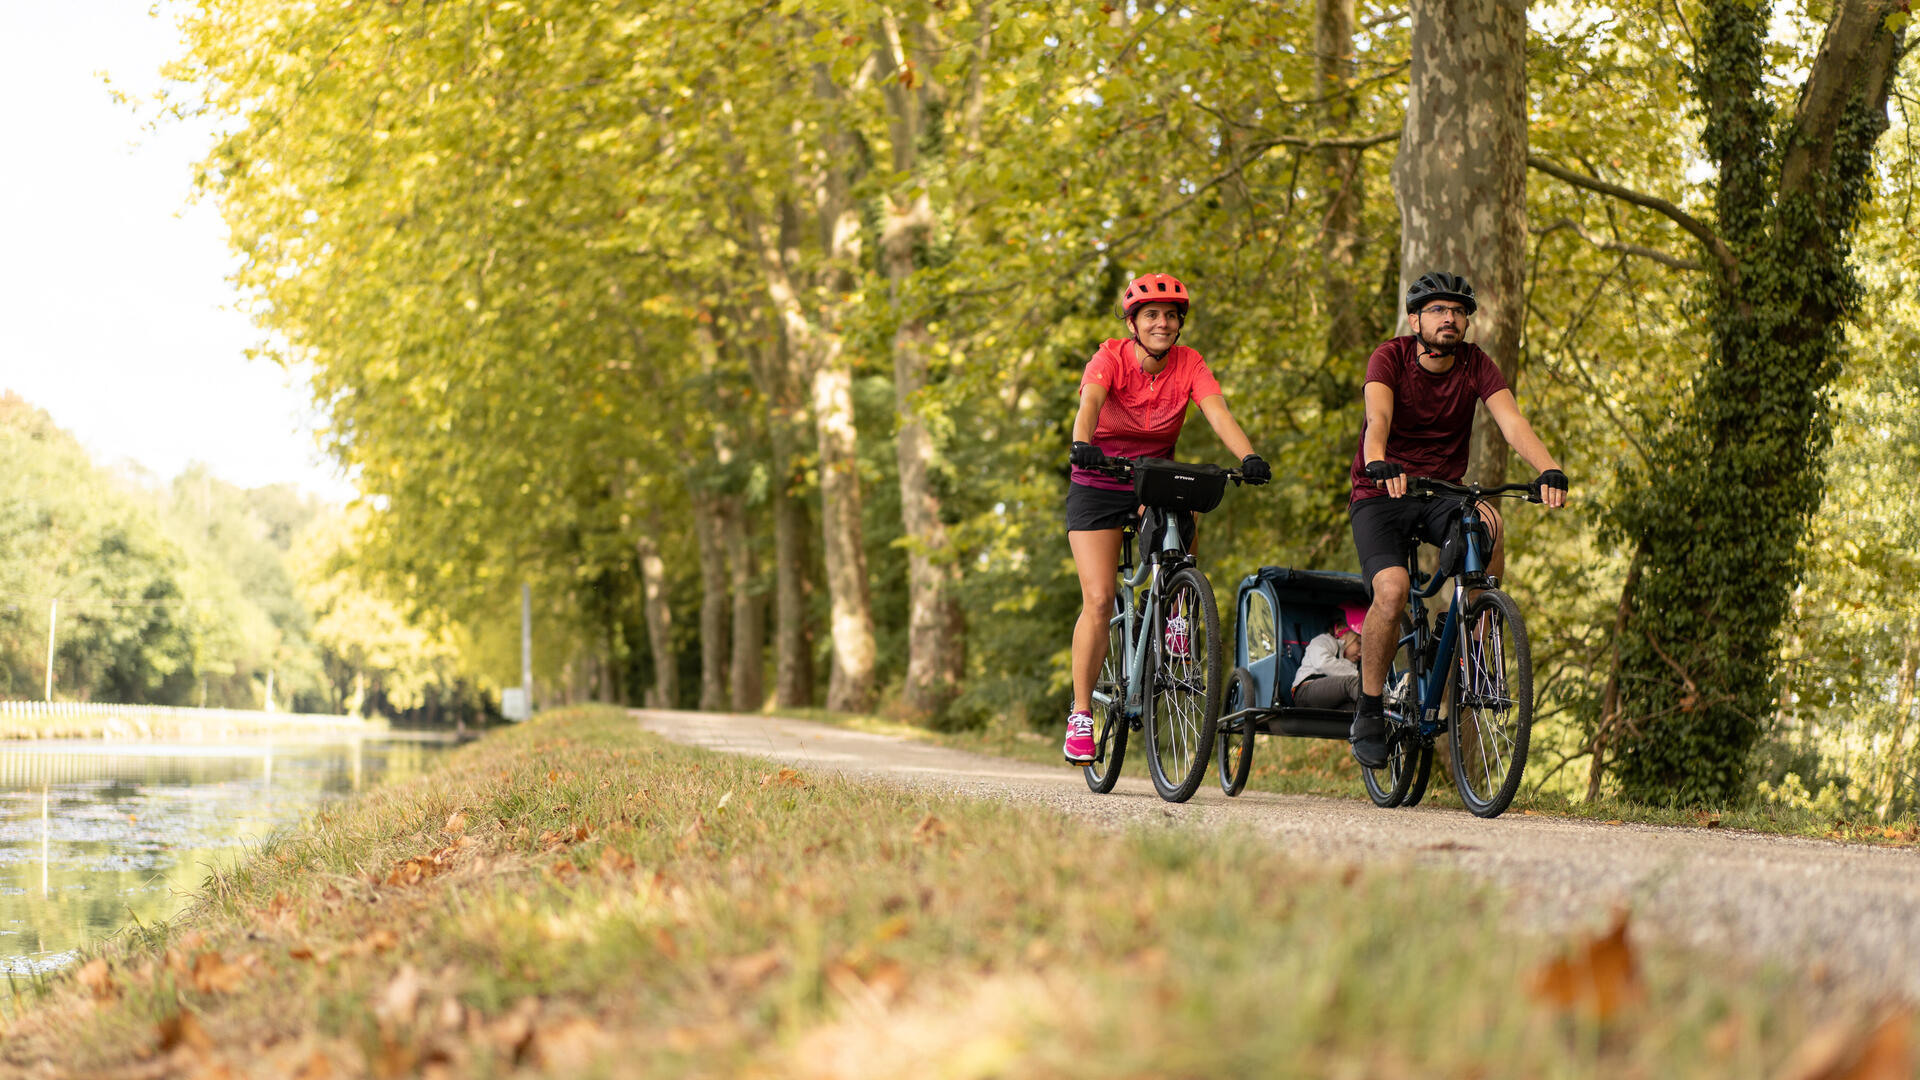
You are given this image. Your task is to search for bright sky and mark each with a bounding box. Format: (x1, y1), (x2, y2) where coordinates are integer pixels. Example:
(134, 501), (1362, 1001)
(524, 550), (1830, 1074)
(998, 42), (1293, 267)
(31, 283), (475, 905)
(0, 1), (354, 503)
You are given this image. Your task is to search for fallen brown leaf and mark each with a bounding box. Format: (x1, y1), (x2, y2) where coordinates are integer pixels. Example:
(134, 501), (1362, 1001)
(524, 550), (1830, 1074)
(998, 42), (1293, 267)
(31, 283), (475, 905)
(486, 998), (542, 1062)
(675, 815), (706, 853)
(597, 847), (636, 876)
(76, 957), (118, 1003)
(548, 861), (580, 884)
(1528, 910), (1644, 1021)
(759, 768), (806, 788)
(911, 814), (948, 844)
(356, 929), (400, 956)
(376, 965), (424, 1026)
(293, 1050), (335, 1080)
(156, 1009), (214, 1055)
(288, 944), (322, 963)
(722, 949), (783, 992)
(190, 951), (249, 995)
(444, 811), (468, 833)
(1775, 1010), (1912, 1080)
(531, 1015), (614, 1070)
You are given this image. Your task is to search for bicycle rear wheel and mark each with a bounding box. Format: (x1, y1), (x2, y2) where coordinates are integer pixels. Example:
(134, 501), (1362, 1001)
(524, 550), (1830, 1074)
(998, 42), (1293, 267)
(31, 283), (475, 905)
(1217, 666), (1256, 797)
(1084, 597), (1130, 794)
(1362, 622), (1420, 808)
(1144, 566), (1221, 803)
(1449, 589), (1532, 818)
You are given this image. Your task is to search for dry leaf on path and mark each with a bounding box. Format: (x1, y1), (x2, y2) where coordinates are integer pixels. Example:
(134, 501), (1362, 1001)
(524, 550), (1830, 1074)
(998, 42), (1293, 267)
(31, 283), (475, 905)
(293, 1050), (335, 1080)
(376, 965), (424, 1025)
(1528, 910), (1644, 1021)
(531, 1015), (614, 1070)
(722, 949), (784, 992)
(485, 998), (543, 1062)
(1775, 1010), (1912, 1080)
(190, 951), (250, 995)
(76, 957), (118, 1003)
(156, 1009), (214, 1055)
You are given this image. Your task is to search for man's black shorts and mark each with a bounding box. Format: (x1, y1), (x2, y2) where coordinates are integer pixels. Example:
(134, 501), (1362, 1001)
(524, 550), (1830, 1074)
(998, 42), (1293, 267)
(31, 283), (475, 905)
(1350, 495), (1459, 584)
(1065, 482), (1139, 533)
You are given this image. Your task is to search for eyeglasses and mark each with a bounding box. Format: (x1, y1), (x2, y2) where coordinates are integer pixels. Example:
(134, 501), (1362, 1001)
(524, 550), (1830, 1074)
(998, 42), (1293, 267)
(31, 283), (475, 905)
(1418, 304), (1469, 319)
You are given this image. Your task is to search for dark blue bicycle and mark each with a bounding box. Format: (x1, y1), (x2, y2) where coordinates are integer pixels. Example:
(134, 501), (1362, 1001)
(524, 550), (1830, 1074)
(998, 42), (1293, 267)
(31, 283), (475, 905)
(1365, 477), (1540, 818)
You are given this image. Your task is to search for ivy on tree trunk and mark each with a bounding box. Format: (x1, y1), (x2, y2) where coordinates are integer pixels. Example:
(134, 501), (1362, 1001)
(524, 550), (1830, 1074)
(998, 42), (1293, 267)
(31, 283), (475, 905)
(1601, 0), (1907, 804)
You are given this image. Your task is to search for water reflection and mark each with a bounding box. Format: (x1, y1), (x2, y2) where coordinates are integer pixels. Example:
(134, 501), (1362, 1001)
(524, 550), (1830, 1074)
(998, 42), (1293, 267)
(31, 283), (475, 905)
(0, 736), (449, 978)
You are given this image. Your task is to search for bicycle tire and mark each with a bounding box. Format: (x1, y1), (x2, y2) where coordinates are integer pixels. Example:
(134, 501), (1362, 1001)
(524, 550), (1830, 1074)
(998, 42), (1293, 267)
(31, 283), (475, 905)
(1218, 666), (1256, 797)
(1144, 566), (1221, 803)
(1400, 743), (1435, 807)
(1448, 588), (1532, 818)
(1084, 596), (1131, 794)
(1361, 617), (1419, 808)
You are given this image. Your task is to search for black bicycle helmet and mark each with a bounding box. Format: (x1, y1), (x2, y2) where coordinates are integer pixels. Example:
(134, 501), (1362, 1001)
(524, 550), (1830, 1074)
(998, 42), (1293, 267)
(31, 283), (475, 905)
(1405, 271), (1477, 315)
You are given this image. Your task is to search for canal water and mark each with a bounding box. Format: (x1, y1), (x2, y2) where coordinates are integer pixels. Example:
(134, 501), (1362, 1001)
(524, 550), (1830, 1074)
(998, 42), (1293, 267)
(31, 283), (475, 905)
(0, 736), (451, 980)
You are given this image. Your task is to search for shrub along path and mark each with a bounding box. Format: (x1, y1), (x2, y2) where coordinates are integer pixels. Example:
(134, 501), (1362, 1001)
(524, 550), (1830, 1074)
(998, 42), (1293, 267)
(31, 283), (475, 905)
(636, 707), (1920, 1004)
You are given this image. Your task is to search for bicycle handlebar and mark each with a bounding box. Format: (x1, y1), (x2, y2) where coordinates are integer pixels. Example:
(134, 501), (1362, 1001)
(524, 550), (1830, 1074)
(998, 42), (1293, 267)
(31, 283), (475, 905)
(1081, 451), (1255, 485)
(1407, 476), (1544, 503)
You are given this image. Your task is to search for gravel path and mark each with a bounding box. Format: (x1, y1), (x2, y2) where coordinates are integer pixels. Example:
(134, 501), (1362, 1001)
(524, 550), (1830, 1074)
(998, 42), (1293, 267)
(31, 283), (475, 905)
(633, 707), (1920, 1001)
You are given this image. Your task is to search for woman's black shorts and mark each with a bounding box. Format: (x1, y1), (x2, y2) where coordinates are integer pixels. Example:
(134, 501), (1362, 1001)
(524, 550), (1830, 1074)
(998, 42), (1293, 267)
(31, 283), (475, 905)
(1065, 482), (1139, 533)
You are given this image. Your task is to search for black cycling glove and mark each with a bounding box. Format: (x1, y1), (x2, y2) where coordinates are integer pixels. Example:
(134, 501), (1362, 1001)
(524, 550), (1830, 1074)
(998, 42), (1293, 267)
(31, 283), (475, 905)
(1240, 454), (1271, 485)
(1363, 460), (1403, 482)
(1535, 468), (1568, 493)
(1070, 441), (1103, 469)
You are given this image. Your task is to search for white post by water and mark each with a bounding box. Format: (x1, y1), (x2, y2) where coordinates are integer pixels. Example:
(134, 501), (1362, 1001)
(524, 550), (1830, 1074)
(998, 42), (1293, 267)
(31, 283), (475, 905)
(43, 599), (57, 701)
(521, 582), (533, 713)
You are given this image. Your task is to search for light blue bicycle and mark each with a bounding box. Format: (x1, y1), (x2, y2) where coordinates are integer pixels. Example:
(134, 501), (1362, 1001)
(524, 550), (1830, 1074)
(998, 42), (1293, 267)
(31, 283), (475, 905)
(1081, 453), (1253, 803)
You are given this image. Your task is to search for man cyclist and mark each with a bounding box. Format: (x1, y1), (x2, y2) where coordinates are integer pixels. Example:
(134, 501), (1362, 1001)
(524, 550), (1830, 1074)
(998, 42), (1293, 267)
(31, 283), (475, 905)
(1062, 273), (1270, 765)
(1347, 271), (1568, 768)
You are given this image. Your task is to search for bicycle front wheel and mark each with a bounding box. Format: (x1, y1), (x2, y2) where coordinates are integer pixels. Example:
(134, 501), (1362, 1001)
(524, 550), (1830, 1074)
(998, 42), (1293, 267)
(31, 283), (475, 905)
(1448, 588), (1533, 818)
(1144, 566), (1221, 803)
(1085, 597), (1130, 794)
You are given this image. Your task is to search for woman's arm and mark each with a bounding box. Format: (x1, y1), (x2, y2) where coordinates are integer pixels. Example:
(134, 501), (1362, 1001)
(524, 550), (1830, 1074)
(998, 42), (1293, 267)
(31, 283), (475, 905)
(1072, 384), (1108, 444)
(1195, 394), (1256, 459)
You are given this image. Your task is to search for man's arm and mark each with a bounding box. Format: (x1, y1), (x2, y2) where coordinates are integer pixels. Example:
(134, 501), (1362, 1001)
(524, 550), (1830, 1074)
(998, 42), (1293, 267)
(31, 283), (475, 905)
(1362, 381), (1406, 498)
(1483, 389), (1566, 508)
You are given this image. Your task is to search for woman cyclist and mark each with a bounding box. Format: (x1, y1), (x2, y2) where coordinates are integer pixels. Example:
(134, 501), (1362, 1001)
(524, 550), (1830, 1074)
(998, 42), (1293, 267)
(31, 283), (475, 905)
(1063, 273), (1269, 764)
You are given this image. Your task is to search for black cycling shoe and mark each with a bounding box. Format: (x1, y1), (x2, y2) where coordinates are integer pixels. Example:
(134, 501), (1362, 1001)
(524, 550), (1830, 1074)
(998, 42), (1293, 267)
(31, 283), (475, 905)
(1350, 703), (1389, 769)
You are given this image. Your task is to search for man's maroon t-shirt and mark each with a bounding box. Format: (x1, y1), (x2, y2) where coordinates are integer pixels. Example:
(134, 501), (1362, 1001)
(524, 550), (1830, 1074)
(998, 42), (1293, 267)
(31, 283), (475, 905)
(1348, 337), (1510, 504)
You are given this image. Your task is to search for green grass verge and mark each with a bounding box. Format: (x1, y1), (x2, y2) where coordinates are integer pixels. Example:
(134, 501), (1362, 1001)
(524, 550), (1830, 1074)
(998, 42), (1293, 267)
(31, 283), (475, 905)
(4, 705), (1902, 1077)
(773, 706), (1920, 847)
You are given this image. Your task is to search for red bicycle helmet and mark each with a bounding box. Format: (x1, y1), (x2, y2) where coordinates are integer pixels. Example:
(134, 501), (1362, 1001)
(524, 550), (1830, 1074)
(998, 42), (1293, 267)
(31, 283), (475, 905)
(1119, 273), (1190, 319)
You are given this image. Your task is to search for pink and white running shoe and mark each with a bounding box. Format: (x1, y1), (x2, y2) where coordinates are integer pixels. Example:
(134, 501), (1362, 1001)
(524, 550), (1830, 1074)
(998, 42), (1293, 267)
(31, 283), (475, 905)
(1163, 613), (1191, 659)
(1063, 710), (1097, 764)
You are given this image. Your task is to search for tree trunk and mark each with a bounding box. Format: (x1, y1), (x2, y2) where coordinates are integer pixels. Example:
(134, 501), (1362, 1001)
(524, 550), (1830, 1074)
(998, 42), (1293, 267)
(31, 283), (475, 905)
(1875, 627), (1919, 821)
(692, 492), (731, 712)
(1315, 0), (1372, 383)
(810, 356), (879, 713)
(742, 307), (817, 711)
(879, 22), (965, 722)
(635, 531), (677, 709)
(1607, 1), (1904, 804)
(1391, 0), (1527, 485)
(725, 497), (764, 713)
(749, 180), (876, 715)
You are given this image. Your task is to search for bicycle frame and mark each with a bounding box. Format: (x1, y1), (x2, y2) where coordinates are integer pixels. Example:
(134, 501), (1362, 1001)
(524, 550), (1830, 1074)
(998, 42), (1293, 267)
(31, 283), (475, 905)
(1089, 510), (1189, 717)
(1396, 501), (1491, 737)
